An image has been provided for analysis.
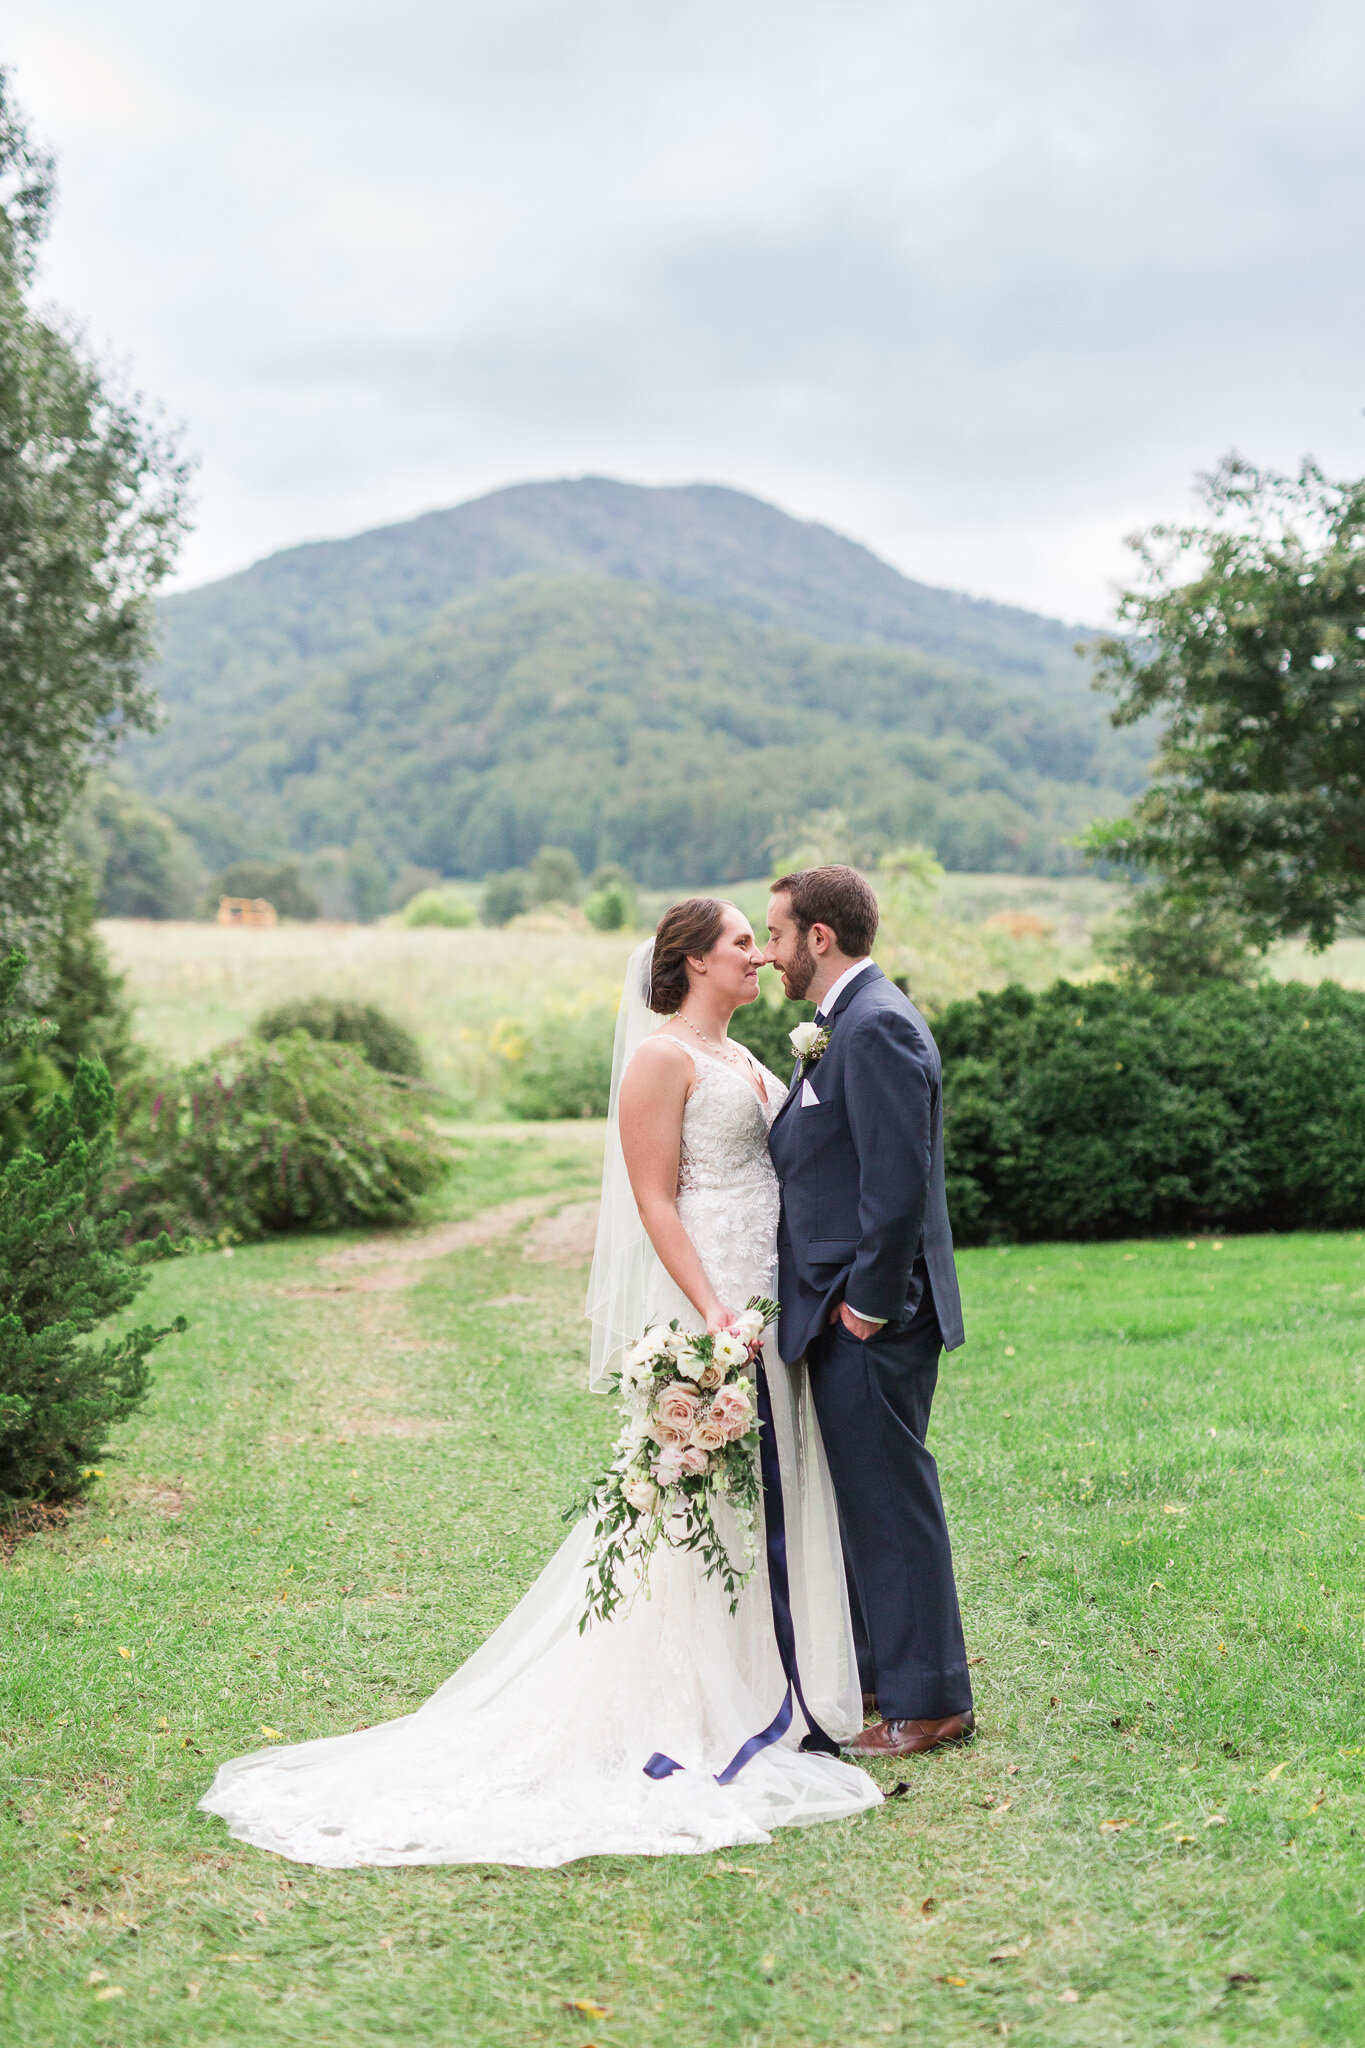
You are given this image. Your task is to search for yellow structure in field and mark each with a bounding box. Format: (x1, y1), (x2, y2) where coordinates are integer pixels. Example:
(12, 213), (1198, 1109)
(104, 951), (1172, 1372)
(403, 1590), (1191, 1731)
(216, 897), (278, 927)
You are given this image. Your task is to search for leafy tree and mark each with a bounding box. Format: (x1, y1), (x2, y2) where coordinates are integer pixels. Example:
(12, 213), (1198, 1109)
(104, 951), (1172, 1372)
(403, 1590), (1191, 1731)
(0, 880), (137, 1154)
(1086, 456), (1365, 953)
(206, 861), (320, 921)
(0, 75), (189, 986)
(583, 883), (633, 930)
(1094, 885), (1265, 995)
(345, 840), (388, 923)
(530, 845), (582, 905)
(481, 870), (530, 926)
(0, 951), (182, 1506)
(69, 776), (203, 920)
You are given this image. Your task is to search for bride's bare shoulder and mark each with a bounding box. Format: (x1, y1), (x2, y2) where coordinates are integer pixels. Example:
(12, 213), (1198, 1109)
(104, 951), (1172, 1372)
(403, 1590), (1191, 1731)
(621, 1031), (692, 1099)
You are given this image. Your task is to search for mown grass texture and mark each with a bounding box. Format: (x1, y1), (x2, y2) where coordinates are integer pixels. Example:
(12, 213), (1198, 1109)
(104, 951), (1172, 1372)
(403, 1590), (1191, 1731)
(3, 1128), (1365, 2047)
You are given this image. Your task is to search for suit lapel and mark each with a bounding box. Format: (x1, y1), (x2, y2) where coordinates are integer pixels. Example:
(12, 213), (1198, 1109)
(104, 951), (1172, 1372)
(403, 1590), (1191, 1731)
(770, 967), (884, 1134)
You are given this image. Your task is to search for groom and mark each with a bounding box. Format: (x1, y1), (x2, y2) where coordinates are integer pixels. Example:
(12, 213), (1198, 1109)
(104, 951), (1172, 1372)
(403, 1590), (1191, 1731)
(764, 865), (974, 1758)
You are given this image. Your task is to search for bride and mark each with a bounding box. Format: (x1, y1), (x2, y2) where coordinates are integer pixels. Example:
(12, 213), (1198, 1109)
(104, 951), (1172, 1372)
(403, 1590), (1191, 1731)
(200, 899), (881, 1866)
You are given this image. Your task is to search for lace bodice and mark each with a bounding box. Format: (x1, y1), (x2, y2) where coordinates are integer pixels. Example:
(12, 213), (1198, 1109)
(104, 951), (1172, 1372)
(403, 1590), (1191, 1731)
(655, 1047), (788, 1325)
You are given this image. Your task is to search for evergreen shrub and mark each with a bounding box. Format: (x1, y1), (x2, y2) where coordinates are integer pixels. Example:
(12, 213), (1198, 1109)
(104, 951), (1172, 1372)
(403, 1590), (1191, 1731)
(255, 997), (424, 1077)
(114, 1033), (448, 1241)
(730, 991), (816, 1076)
(0, 953), (183, 1506)
(938, 979), (1365, 1243)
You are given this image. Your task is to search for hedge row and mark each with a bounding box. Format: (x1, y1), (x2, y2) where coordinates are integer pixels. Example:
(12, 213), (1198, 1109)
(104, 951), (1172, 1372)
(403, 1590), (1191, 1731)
(937, 979), (1365, 1243)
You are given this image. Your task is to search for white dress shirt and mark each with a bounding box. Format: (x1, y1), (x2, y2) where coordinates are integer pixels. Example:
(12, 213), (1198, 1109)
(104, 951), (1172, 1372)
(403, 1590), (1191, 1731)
(809, 957), (883, 1326)
(815, 956), (875, 1021)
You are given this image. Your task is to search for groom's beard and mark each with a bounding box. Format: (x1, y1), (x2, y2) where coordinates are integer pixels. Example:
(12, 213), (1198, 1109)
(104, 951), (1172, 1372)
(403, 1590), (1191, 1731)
(782, 942), (817, 1001)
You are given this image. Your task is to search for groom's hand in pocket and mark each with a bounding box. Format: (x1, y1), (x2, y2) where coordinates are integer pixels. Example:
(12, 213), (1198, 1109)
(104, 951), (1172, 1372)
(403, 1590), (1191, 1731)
(830, 1302), (884, 1342)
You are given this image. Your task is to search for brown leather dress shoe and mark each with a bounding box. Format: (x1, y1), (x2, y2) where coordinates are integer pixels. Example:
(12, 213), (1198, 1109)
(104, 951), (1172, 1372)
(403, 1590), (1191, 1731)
(844, 1711), (976, 1758)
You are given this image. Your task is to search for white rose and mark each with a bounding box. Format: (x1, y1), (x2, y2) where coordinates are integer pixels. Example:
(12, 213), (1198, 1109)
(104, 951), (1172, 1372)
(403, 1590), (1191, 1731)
(663, 1328), (692, 1359)
(733, 1309), (765, 1347)
(672, 1343), (706, 1383)
(789, 1021), (820, 1057)
(623, 1479), (659, 1514)
(712, 1329), (749, 1370)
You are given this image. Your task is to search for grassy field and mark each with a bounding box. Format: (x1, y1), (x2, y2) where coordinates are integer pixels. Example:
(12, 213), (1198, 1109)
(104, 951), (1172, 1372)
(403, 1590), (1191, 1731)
(4, 1124), (1365, 2047)
(97, 878), (1123, 1115)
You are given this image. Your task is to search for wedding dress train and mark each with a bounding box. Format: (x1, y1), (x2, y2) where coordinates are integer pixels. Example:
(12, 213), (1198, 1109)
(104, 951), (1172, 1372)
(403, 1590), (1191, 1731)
(200, 1042), (880, 1866)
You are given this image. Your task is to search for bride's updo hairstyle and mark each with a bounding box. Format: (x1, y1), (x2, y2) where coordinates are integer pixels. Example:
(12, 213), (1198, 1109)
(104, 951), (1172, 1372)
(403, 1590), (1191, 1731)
(648, 897), (728, 1013)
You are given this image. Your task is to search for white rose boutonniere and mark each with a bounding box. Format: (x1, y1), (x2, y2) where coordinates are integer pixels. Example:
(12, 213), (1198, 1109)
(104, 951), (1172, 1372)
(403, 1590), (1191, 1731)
(789, 1020), (831, 1070)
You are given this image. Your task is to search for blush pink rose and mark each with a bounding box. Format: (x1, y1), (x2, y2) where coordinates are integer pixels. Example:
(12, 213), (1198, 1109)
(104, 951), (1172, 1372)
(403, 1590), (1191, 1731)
(680, 1445), (711, 1476)
(655, 1383), (701, 1432)
(647, 1415), (686, 1448)
(696, 1359), (726, 1390)
(690, 1413), (727, 1453)
(709, 1384), (753, 1440)
(653, 1445), (686, 1486)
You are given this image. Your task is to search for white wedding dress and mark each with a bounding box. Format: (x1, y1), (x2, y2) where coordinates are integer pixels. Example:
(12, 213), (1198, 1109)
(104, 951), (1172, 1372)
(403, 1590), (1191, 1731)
(200, 1036), (880, 1867)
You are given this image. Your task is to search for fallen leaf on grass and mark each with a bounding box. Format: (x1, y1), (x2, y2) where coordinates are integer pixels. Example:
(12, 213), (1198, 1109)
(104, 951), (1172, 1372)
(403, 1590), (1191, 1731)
(93, 1986), (125, 2001)
(1227, 1972), (1260, 1987)
(989, 1939), (1031, 1961)
(987, 1799), (1012, 1824)
(260, 1727), (283, 1740)
(1307, 1791), (1326, 1813)
(760, 1953), (775, 1974)
(706, 1861), (757, 1877)
(1100, 1817), (1138, 1833)
(967, 1655), (987, 1666)
(1204, 1814), (1229, 1827)
(116, 1647), (132, 1660)
(87, 1971), (106, 1985)
(935, 1975), (968, 1986)
(566, 1999), (612, 2019)
(1264, 1761), (1288, 1781)
(1059, 1987), (1081, 2003)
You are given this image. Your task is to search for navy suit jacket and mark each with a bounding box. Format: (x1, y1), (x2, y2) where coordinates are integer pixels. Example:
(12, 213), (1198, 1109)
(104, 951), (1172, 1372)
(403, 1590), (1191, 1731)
(767, 965), (965, 1365)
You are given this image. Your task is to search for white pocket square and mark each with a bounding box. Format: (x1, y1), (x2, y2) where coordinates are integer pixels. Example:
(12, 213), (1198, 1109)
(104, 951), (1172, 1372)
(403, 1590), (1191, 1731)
(800, 1078), (820, 1106)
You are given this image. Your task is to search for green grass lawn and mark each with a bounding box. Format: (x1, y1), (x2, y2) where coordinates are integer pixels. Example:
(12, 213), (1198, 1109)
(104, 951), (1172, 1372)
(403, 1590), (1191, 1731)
(4, 1132), (1365, 2046)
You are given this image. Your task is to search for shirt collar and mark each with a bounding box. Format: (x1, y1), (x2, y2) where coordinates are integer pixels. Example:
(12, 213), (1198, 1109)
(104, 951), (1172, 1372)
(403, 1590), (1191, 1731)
(815, 957), (875, 1021)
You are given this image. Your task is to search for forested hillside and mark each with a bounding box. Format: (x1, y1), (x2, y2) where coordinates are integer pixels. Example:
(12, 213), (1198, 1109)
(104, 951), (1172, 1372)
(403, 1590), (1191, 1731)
(120, 477), (1147, 884)
(129, 572), (1142, 885)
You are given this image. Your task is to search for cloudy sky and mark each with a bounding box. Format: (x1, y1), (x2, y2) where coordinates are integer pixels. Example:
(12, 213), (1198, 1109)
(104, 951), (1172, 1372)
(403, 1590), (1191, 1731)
(8, 0), (1365, 621)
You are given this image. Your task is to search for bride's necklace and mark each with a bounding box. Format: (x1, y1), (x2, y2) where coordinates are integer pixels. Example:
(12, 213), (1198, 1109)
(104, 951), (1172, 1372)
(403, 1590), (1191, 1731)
(676, 1011), (745, 1067)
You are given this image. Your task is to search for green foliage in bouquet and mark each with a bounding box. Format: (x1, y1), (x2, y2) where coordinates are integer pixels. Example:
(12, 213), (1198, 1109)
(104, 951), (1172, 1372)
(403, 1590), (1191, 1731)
(575, 1300), (777, 1630)
(939, 978), (1365, 1243)
(254, 996), (425, 1077)
(0, 951), (183, 1506)
(113, 1032), (448, 1242)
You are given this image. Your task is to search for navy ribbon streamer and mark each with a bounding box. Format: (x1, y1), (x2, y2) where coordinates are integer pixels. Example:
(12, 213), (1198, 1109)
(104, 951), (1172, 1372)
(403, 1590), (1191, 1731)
(643, 1361), (842, 1786)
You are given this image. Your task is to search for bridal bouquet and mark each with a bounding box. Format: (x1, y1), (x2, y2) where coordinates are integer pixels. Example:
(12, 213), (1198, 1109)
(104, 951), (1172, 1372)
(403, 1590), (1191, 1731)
(575, 1297), (778, 1629)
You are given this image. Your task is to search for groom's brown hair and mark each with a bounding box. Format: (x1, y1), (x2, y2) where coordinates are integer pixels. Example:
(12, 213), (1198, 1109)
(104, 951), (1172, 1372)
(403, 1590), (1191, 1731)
(770, 865), (879, 958)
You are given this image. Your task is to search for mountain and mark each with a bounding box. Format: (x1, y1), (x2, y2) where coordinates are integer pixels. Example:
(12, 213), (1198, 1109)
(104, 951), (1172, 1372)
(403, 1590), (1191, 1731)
(124, 477), (1144, 883)
(129, 570), (1142, 887)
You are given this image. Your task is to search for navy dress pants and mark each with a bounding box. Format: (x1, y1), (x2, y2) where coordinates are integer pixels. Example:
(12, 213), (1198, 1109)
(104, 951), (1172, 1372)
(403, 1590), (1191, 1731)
(806, 1290), (972, 1723)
